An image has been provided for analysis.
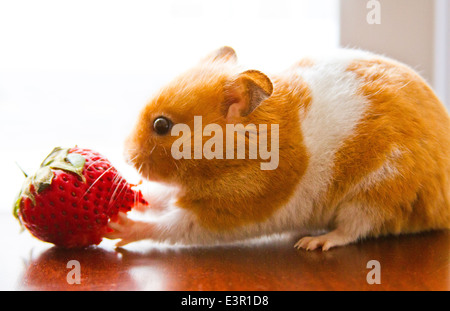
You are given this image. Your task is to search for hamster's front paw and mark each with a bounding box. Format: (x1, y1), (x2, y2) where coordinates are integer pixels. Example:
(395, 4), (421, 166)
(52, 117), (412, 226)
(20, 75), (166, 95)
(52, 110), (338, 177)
(105, 212), (153, 247)
(132, 182), (176, 213)
(294, 230), (355, 251)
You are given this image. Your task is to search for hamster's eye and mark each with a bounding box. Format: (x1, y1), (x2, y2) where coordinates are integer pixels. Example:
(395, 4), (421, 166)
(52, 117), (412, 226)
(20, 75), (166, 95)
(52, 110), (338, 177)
(153, 116), (172, 135)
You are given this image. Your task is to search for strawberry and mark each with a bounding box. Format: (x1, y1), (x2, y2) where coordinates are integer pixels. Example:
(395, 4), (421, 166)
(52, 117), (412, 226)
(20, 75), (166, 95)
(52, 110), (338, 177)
(13, 147), (148, 248)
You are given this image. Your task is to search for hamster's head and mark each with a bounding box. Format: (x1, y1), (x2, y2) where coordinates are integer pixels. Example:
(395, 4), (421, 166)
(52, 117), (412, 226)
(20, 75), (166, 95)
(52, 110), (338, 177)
(125, 46), (273, 185)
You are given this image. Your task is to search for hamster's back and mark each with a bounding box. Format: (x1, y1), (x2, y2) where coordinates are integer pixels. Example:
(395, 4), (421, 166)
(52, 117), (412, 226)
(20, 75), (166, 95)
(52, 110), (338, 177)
(289, 49), (450, 235)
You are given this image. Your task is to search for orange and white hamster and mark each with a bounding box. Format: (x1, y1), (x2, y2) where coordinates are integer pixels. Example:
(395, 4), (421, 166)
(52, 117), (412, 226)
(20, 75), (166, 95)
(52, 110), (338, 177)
(106, 46), (450, 250)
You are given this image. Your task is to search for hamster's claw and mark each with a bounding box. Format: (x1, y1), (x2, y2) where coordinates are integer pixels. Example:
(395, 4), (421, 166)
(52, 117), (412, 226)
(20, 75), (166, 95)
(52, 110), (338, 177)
(295, 236), (330, 251)
(295, 230), (353, 251)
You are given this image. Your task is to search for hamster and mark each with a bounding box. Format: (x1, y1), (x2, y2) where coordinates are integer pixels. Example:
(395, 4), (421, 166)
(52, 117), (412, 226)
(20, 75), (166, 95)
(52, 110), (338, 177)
(106, 46), (450, 250)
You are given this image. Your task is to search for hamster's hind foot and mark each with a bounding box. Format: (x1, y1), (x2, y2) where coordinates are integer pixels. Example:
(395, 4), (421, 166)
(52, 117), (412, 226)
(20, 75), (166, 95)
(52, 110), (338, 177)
(294, 230), (357, 251)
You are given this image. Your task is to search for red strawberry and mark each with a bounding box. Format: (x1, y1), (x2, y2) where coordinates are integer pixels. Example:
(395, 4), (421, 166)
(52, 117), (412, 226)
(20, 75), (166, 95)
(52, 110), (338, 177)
(13, 147), (148, 248)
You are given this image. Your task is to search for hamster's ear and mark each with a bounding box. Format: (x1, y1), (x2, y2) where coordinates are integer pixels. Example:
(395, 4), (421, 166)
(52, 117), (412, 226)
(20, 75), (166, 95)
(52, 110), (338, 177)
(202, 46), (237, 64)
(224, 70), (273, 121)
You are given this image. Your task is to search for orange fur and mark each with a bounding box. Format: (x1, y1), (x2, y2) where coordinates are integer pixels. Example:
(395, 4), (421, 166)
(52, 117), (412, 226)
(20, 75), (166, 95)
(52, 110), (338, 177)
(126, 48), (450, 244)
(176, 75), (310, 230)
(324, 58), (450, 236)
(126, 54), (311, 231)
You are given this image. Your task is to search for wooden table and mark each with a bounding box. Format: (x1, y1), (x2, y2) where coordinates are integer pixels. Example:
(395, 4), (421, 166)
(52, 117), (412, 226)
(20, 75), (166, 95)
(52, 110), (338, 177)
(0, 214), (448, 291)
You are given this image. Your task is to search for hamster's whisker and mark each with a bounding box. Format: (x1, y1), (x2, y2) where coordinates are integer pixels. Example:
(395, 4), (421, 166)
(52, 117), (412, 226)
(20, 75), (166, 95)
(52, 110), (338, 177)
(127, 154), (139, 167)
(149, 143), (157, 156)
(173, 159), (179, 170)
(162, 146), (169, 157)
(77, 166), (115, 204)
(109, 175), (125, 207)
(108, 171), (125, 206)
(111, 170), (122, 187)
(85, 158), (104, 171)
(115, 176), (130, 204)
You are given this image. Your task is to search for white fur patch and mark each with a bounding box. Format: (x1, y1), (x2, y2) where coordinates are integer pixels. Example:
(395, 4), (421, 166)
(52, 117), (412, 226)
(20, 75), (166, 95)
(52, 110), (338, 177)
(266, 49), (375, 232)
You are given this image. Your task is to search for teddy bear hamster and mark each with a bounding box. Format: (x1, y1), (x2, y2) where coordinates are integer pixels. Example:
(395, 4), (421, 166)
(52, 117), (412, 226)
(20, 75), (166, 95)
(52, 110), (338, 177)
(106, 46), (450, 250)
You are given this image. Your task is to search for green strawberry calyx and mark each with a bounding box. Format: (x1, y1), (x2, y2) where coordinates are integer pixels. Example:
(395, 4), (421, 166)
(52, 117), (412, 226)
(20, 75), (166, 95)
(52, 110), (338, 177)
(13, 147), (86, 224)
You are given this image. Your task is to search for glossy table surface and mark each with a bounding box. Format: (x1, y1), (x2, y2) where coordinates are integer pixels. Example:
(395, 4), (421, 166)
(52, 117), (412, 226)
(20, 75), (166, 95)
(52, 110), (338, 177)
(0, 214), (448, 291)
